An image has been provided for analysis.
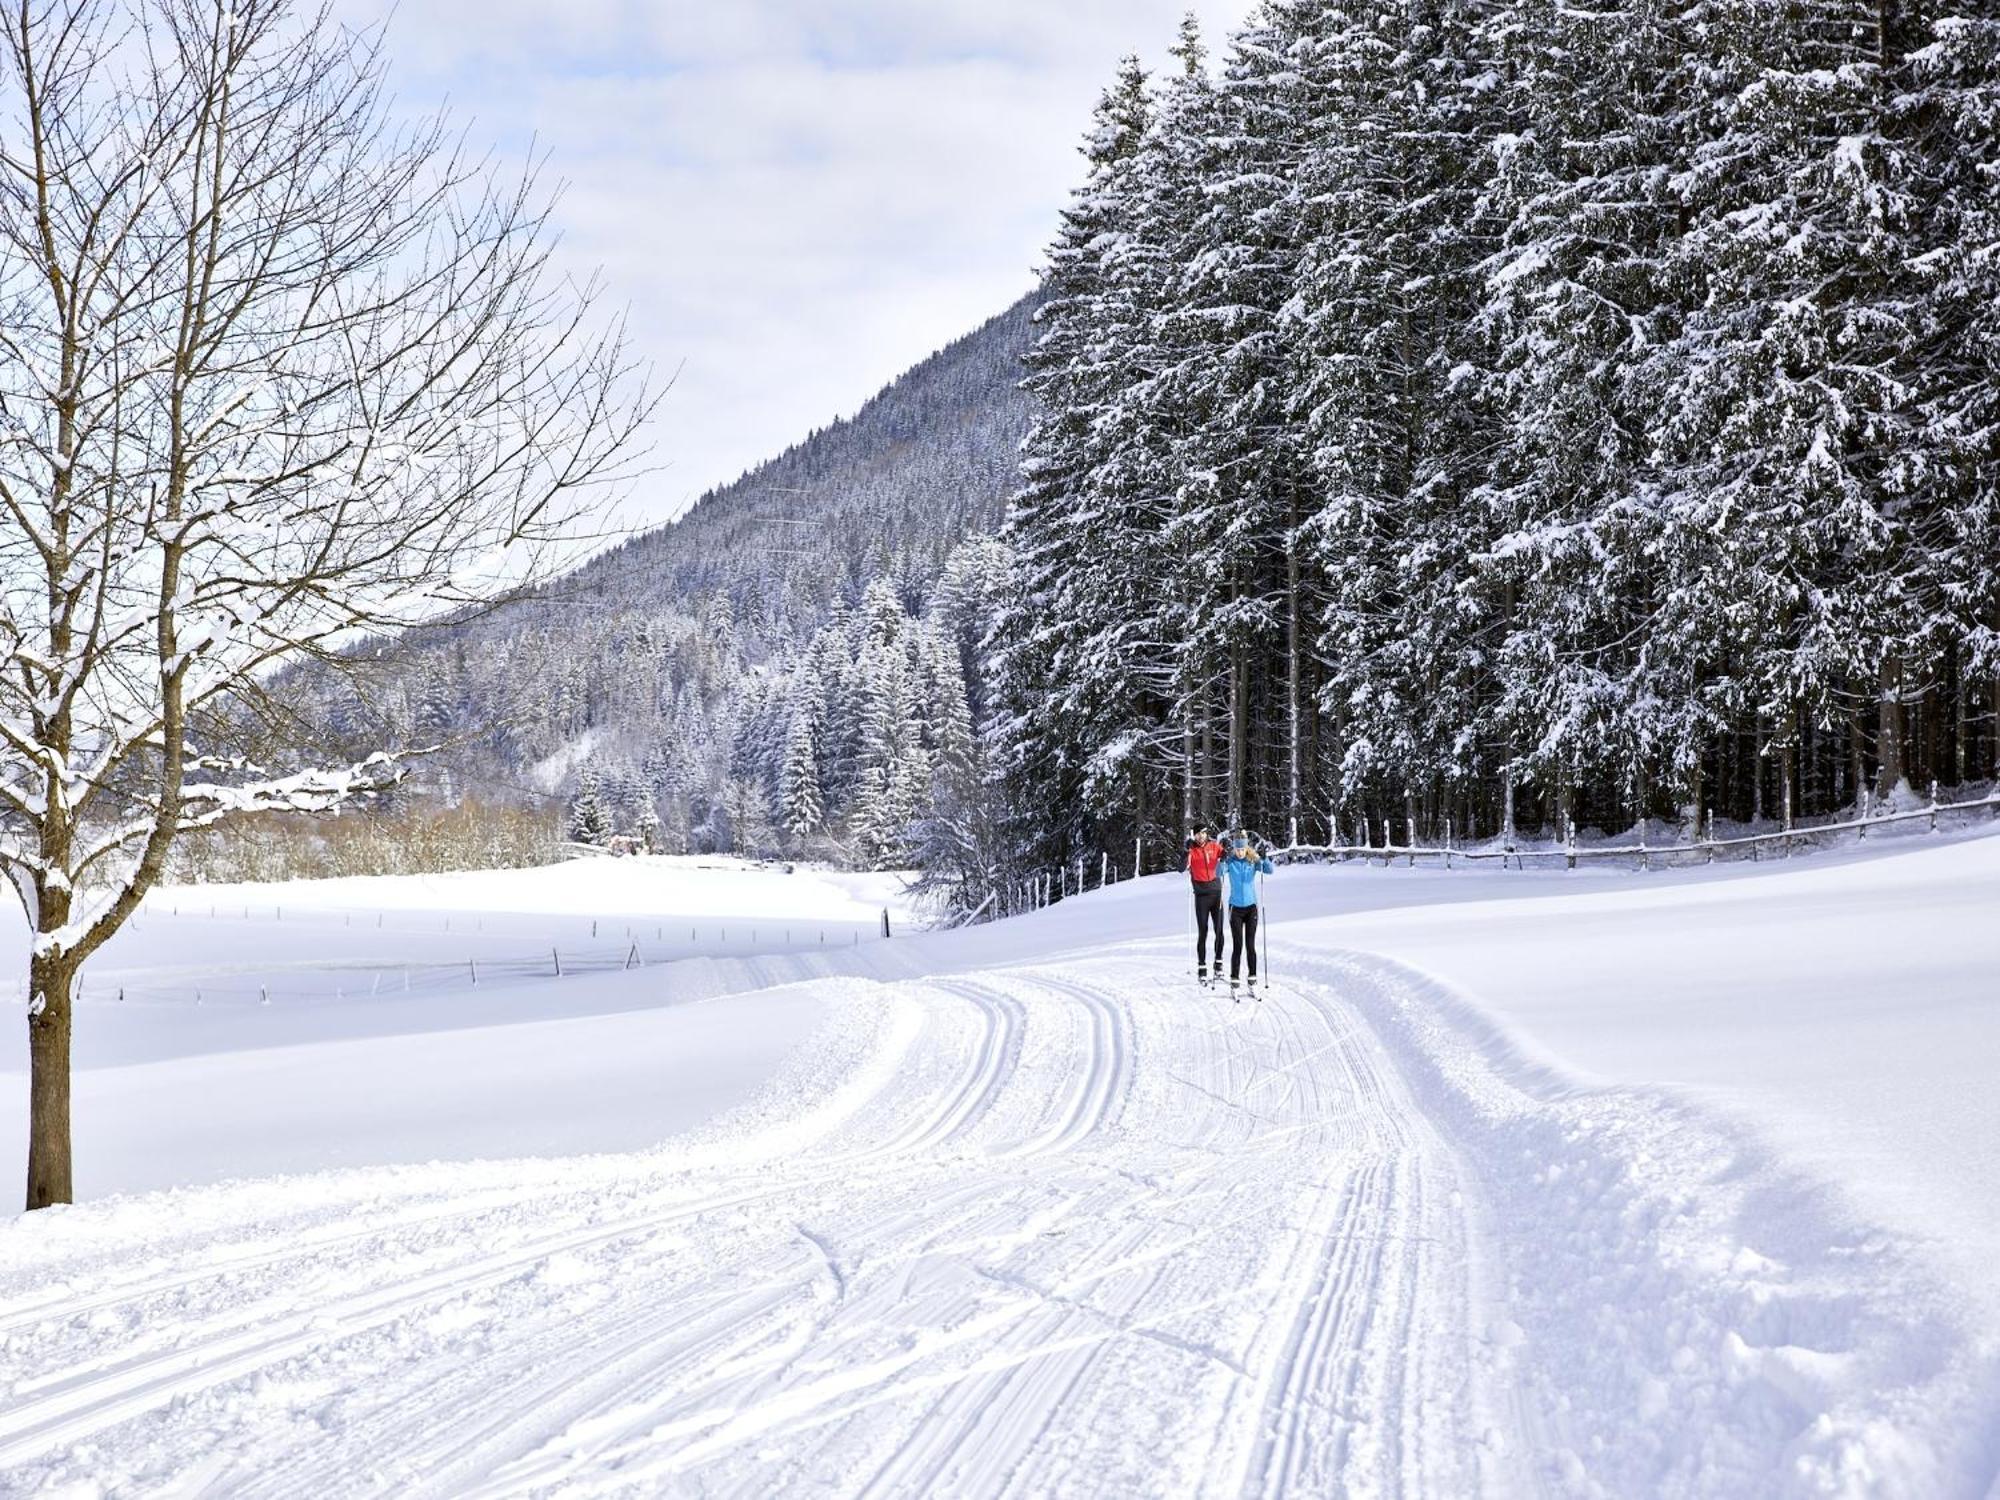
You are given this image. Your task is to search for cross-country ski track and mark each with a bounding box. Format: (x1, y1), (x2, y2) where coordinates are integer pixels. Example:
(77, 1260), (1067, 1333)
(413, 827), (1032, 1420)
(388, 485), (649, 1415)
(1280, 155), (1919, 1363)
(3, 938), (1995, 1496)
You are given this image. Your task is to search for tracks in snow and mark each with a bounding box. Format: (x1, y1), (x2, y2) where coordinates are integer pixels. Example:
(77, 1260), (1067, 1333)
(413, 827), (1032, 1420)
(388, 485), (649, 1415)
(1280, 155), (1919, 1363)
(0, 956), (1527, 1498)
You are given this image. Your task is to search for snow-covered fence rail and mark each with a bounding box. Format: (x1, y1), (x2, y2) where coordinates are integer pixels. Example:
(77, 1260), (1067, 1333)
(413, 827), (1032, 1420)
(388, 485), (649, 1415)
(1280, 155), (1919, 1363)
(1273, 786), (2000, 872)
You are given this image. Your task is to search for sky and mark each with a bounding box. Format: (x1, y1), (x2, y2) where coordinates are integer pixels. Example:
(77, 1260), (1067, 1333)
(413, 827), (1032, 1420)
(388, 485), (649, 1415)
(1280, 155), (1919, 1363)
(335, 1), (1254, 529)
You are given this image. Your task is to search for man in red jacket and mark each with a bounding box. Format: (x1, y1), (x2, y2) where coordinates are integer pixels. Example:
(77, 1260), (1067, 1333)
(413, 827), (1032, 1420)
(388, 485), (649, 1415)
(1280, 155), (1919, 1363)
(1186, 827), (1226, 983)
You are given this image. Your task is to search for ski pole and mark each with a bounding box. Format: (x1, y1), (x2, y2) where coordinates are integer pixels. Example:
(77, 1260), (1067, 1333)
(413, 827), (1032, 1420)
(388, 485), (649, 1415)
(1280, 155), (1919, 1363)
(1258, 857), (1271, 992)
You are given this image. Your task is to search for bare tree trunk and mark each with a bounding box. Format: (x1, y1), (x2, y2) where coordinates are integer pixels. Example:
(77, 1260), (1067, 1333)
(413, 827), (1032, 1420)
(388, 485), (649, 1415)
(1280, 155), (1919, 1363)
(1751, 715), (1765, 824)
(26, 954), (75, 1209)
(1286, 515), (1302, 847)
(1923, 674), (1940, 791)
(1181, 720), (1193, 830)
(1878, 655), (1905, 796)
(1850, 704), (1868, 809)
(1230, 575), (1247, 827)
(1953, 644), (1967, 788)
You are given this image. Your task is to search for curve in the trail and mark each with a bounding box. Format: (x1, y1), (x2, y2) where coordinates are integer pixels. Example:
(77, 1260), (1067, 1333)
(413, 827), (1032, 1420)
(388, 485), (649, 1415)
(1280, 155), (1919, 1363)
(0, 957), (1522, 1499)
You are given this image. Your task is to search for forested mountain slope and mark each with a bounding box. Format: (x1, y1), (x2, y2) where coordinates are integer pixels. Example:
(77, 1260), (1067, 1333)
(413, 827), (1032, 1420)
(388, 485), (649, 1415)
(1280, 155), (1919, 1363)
(241, 298), (1034, 877)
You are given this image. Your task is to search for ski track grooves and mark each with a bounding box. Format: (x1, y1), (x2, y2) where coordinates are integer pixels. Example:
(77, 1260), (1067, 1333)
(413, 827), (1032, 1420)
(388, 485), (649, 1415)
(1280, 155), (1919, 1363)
(0, 955), (1516, 1498)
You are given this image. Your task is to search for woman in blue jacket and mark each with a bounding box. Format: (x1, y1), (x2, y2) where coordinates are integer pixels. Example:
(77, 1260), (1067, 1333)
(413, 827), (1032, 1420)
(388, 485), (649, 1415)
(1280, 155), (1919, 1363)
(1221, 835), (1274, 994)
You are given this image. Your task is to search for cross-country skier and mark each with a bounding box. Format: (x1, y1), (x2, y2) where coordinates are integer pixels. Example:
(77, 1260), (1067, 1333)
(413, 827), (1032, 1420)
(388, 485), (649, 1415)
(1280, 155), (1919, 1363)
(1222, 834), (1274, 999)
(1185, 827), (1226, 984)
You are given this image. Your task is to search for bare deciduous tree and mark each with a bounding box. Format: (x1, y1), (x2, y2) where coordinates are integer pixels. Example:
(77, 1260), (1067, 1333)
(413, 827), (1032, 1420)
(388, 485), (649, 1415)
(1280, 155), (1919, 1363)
(0, 0), (650, 1207)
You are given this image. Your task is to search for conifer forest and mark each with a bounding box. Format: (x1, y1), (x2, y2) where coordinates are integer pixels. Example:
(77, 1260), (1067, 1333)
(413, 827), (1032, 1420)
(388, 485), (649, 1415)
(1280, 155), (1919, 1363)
(990, 2), (2000, 899)
(276, 1), (2000, 922)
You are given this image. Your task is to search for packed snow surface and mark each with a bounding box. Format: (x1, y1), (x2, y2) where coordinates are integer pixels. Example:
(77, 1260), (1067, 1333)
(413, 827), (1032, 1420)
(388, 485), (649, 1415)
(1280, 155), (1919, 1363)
(2, 836), (1998, 1495)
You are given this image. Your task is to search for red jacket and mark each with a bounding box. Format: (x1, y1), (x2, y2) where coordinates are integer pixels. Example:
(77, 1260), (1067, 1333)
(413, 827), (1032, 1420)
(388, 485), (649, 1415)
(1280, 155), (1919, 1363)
(1187, 839), (1224, 885)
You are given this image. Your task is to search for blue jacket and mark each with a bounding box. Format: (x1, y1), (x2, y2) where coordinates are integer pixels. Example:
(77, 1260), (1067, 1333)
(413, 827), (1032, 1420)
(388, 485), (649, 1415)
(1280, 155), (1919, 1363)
(1222, 853), (1272, 908)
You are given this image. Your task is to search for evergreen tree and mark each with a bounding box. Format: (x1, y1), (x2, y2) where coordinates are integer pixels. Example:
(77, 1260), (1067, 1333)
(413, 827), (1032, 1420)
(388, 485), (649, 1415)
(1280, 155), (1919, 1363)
(780, 666), (826, 843)
(989, 56), (1154, 873)
(852, 643), (931, 868)
(568, 767), (612, 847)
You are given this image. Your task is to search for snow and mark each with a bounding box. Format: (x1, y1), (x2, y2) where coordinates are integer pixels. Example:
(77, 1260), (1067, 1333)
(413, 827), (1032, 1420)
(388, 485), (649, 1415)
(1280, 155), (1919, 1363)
(133, 853), (918, 924)
(2, 835), (1998, 1494)
(1285, 832), (2000, 1326)
(0, 857), (917, 1195)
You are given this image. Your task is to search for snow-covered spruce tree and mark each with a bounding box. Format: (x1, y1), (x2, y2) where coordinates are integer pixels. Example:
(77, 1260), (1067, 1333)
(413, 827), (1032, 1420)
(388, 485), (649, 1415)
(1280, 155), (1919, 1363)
(851, 639), (930, 869)
(918, 625), (976, 798)
(1291, 0), (1502, 836)
(1469, 0), (1687, 833)
(1908, 15), (2000, 785)
(568, 769), (613, 847)
(1642, 0), (1931, 812)
(988, 57), (1153, 880)
(0, 0), (645, 1207)
(1044, 21), (1216, 855)
(928, 535), (1014, 729)
(1161, 2), (1336, 843)
(779, 684), (825, 846)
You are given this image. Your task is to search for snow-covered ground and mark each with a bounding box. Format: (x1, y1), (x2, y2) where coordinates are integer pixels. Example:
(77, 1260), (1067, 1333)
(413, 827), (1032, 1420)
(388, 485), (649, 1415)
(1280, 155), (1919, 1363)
(2, 836), (1998, 1495)
(0, 858), (918, 1195)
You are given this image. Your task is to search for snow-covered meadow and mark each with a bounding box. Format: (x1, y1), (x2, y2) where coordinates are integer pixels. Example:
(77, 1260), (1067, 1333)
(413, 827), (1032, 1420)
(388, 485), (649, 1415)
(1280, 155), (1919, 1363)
(2, 836), (1998, 1495)
(0, 858), (917, 1195)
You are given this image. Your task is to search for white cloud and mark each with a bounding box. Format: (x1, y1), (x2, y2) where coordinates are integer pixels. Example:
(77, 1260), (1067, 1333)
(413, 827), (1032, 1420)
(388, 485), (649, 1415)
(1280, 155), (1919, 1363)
(334, 0), (1253, 526)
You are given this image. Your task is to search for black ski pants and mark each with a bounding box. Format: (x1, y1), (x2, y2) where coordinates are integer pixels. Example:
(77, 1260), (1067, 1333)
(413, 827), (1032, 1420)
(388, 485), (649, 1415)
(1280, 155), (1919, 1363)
(1230, 904), (1260, 980)
(1193, 884), (1223, 969)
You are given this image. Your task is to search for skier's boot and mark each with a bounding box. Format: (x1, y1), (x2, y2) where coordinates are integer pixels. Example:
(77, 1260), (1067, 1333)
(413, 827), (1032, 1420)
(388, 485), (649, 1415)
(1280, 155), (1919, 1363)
(1249, 975), (1261, 1001)
(1230, 978), (1242, 1003)
(1197, 964), (1209, 988)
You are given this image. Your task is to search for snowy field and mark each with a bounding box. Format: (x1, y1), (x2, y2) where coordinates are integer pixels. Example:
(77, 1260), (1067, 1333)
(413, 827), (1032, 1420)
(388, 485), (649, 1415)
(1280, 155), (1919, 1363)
(2, 837), (1998, 1494)
(0, 858), (918, 1194)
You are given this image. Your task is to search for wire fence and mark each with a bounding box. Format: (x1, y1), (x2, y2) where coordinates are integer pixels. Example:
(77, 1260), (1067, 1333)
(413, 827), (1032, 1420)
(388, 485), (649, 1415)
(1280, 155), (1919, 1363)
(53, 916), (893, 1010)
(1270, 784), (2000, 871)
(999, 784), (2000, 915)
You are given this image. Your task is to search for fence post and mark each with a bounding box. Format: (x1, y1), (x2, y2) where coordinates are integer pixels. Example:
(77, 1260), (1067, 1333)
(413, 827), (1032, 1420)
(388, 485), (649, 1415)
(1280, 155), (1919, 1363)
(1705, 809), (1716, 865)
(1639, 824), (1650, 872)
(1407, 817), (1417, 868)
(1566, 819), (1577, 870)
(881, 908), (892, 939)
(626, 944), (638, 970)
(1101, 852), (1109, 888)
(1859, 788), (1871, 838)
(1930, 780), (1939, 832)
(470, 959), (478, 987)
(553, 948), (562, 977)
(1135, 835), (1143, 879)
(1783, 773), (1794, 857)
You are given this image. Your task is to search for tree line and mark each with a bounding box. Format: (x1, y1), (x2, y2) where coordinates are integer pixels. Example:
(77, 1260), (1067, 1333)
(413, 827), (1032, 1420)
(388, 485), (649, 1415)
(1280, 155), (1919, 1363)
(981, 0), (2000, 892)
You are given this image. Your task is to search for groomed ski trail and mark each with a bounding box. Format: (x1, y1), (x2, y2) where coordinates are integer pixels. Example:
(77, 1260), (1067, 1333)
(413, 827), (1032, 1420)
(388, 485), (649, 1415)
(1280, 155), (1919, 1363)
(0, 956), (1528, 1498)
